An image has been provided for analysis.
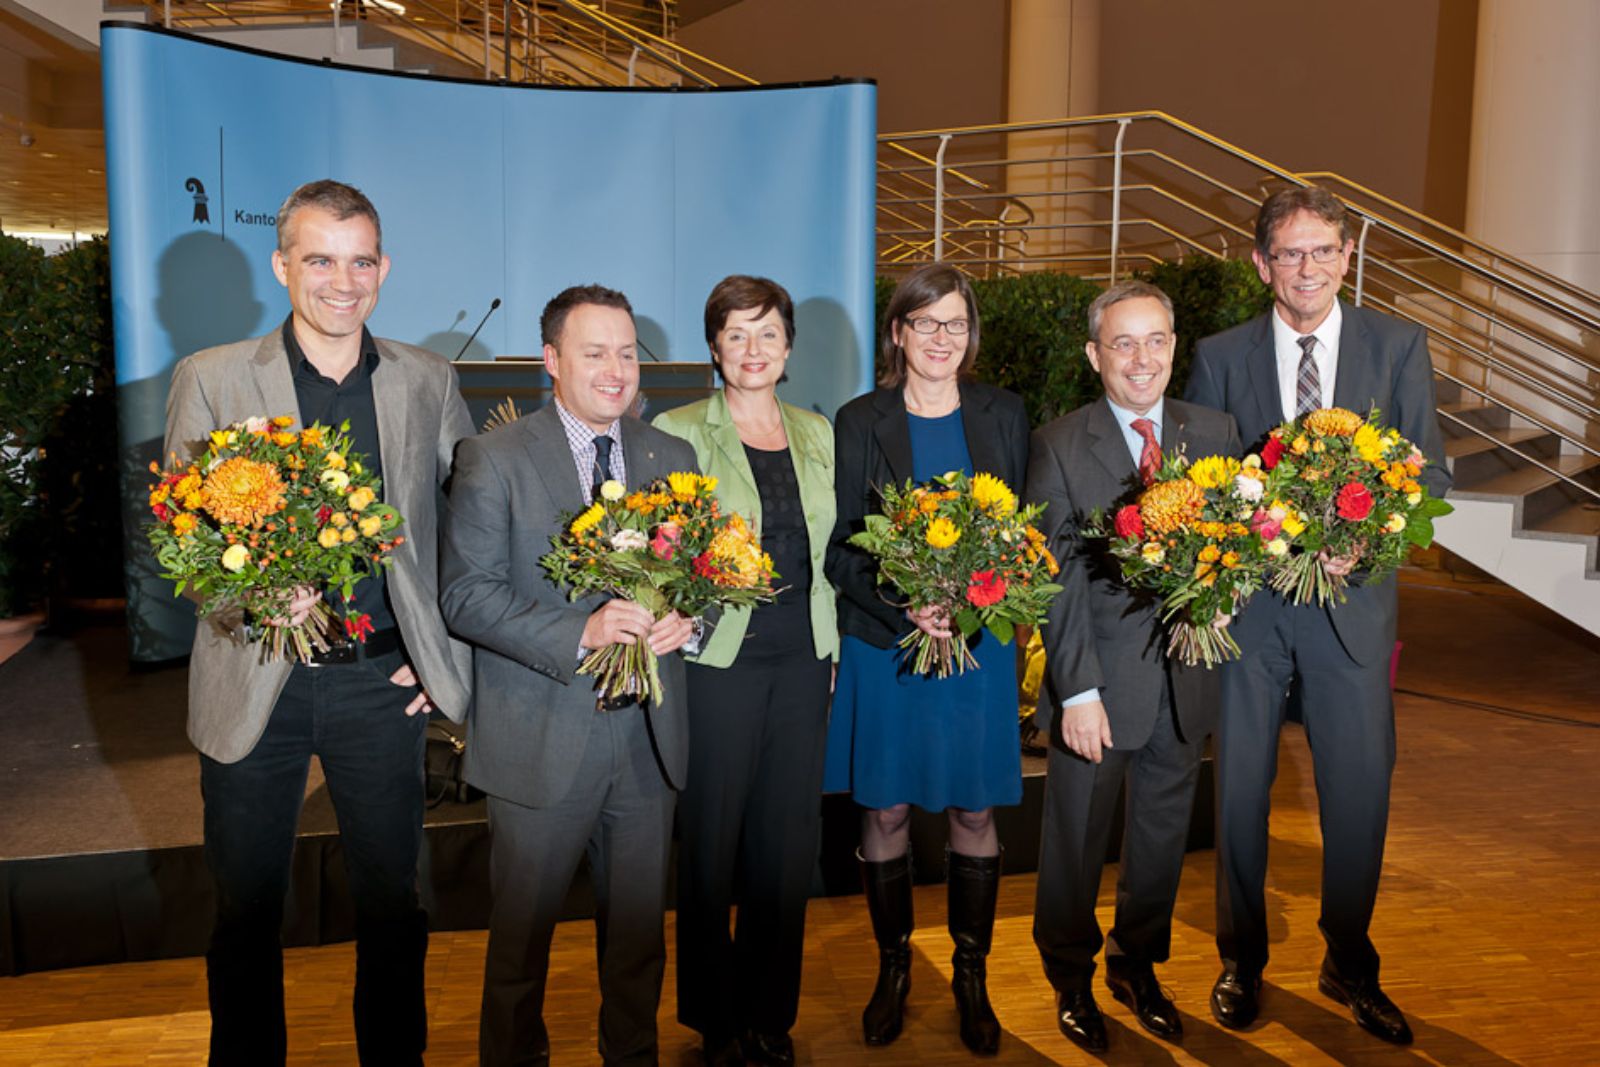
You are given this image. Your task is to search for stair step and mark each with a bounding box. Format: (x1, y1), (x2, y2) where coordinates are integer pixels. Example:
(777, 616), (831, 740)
(1452, 451), (1600, 499)
(1444, 425), (1555, 459)
(1525, 502), (1600, 540)
(1438, 397), (1514, 431)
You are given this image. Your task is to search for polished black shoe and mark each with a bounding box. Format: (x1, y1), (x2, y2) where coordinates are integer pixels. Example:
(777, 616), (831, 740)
(1054, 987), (1108, 1053)
(1317, 963), (1414, 1045)
(1105, 968), (1182, 1042)
(702, 1032), (745, 1067)
(740, 1031), (795, 1067)
(1209, 968), (1262, 1030)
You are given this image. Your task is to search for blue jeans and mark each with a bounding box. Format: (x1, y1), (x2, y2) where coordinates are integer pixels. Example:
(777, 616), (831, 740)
(199, 649), (428, 1066)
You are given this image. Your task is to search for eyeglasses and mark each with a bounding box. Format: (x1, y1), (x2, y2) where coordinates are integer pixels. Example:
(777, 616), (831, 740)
(906, 316), (970, 336)
(1097, 334), (1171, 357)
(1266, 245), (1344, 267)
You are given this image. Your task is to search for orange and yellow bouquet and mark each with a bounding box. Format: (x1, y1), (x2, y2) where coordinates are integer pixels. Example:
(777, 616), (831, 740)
(1083, 452), (1275, 667)
(847, 471), (1061, 678)
(1258, 407), (1452, 606)
(541, 472), (777, 707)
(146, 416), (404, 663)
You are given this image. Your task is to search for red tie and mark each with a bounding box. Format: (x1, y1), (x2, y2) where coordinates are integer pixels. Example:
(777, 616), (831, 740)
(1132, 417), (1161, 486)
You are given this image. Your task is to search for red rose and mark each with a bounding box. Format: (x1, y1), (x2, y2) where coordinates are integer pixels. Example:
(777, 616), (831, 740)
(1113, 504), (1145, 540)
(966, 569), (1008, 608)
(1335, 482), (1375, 521)
(1260, 434), (1286, 471)
(152, 502), (171, 522)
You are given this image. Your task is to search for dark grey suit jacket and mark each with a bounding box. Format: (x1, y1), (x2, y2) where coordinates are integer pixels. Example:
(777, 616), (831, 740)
(439, 403), (700, 809)
(1184, 301), (1451, 666)
(164, 331), (475, 763)
(1027, 397), (1239, 750)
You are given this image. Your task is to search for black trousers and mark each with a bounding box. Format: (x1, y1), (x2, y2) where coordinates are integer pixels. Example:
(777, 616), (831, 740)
(199, 649), (427, 1067)
(1215, 598), (1396, 982)
(1033, 684), (1206, 990)
(675, 652), (832, 1038)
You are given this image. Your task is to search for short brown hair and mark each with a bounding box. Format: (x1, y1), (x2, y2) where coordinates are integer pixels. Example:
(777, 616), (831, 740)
(541, 284), (633, 347)
(878, 263), (980, 388)
(1087, 280), (1174, 341)
(276, 179), (382, 255)
(703, 275), (795, 349)
(1255, 185), (1349, 257)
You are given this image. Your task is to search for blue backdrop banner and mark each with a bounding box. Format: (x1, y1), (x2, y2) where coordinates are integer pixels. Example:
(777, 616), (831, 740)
(103, 23), (875, 661)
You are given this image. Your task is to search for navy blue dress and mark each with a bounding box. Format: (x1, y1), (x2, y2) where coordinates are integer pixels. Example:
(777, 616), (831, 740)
(823, 409), (1023, 811)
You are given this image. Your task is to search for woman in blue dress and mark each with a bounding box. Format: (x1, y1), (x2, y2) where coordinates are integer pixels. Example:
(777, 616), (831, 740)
(824, 263), (1030, 1056)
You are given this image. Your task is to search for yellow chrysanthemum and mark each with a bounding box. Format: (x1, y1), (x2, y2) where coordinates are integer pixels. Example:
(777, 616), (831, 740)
(299, 426), (324, 448)
(1221, 550), (1241, 569)
(708, 514), (769, 588)
(200, 457), (287, 526)
(271, 432), (297, 448)
(1353, 423), (1385, 464)
(970, 473), (1017, 516)
(272, 415), (295, 428)
(170, 512), (198, 537)
(926, 517), (961, 549)
(1187, 456), (1241, 490)
(149, 483), (171, 506)
(317, 526), (342, 548)
(1198, 543), (1222, 564)
(221, 544), (251, 571)
(1138, 478), (1205, 534)
(175, 473), (202, 498)
(346, 486), (376, 512)
(324, 451), (347, 471)
(570, 502), (605, 535)
(1303, 407), (1364, 437)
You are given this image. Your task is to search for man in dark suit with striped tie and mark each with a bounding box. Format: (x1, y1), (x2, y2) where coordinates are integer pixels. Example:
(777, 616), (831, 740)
(1184, 187), (1450, 1045)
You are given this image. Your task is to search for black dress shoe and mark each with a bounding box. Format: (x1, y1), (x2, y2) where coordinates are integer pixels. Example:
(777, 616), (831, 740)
(1105, 968), (1182, 1041)
(740, 1031), (795, 1066)
(1210, 968), (1262, 1030)
(702, 1033), (744, 1067)
(1317, 963), (1414, 1045)
(1054, 987), (1108, 1053)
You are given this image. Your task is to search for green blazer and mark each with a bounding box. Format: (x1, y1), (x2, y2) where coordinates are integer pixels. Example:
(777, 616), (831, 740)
(653, 391), (839, 668)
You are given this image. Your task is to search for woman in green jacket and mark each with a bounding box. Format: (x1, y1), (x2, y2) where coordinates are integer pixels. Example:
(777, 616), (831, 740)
(652, 275), (838, 1067)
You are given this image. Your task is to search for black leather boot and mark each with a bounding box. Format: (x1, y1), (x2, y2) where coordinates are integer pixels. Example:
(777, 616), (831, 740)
(947, 849), (1002, 1055)
(859, 850), (914, 1046)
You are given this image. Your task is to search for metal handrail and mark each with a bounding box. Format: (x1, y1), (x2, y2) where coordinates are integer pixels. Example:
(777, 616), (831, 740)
(877, 109), (1600, 511)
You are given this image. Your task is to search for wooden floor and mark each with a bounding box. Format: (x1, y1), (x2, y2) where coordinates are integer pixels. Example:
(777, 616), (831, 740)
(3, 582), (1599, 1065)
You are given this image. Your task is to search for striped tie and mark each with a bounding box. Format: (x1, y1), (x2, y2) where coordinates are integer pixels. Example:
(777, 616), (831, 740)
(591, 434), (614, 502)
(1131, 417), (1162, 486)
(1295, 334), (1321, 418)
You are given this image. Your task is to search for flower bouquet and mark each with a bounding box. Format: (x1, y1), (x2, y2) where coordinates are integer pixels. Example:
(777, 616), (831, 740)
(1258, 407), (1453, 606)
(541, 472), (777, 707)
(848, 471), (1061, 678)
(147, 416), (405, 662)
(1084, 452), (1276, 667)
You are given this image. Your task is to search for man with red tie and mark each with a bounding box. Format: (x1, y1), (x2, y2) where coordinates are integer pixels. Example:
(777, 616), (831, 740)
(1027, 280), (1239, 1051)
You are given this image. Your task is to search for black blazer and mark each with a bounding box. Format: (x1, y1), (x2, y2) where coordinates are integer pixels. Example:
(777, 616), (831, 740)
(1027, 397), (1239, 750)
(827, 381), (1031, 650)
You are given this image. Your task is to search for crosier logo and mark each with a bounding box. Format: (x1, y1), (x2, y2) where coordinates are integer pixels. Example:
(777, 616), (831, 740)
(185, 177), (209, 224)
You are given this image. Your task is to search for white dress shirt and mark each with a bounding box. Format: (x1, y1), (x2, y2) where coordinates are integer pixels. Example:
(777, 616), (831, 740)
(1272, 301), (1340, 420)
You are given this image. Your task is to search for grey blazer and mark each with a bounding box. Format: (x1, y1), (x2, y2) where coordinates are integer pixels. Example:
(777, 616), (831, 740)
(163, 330), (476, 764)
(1027, 397), (1239, 748)
(438, 403), (700, 809)
(1184, 302), (1451, 666)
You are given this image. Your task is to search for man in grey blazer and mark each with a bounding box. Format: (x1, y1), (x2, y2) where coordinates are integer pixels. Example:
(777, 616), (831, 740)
(163, 180), (474, 1066)
(439, 284), (700, 1067)
(1184, 187), (1450, 1044)
(1028, 281), (1238, 1052)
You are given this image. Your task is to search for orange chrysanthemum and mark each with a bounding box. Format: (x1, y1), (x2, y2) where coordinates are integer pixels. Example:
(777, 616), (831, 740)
(708, 514), (769, 588)
(1303, 407), (1364, 437)
(1138, 478), (1205, 535)
(200, 457), (288, 526)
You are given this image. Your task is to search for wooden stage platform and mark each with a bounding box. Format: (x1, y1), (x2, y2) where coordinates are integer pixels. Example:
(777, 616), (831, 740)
(1, 576), (1597, 1064)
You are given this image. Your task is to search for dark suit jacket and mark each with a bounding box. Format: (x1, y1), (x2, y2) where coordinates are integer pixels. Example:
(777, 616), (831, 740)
(826, 381), (1031, 650)
(164, 331), (475, 763)
(1027, 397), (1239, 750)
(1183, 302), (1451, 665)
(439, 403), (700, 809)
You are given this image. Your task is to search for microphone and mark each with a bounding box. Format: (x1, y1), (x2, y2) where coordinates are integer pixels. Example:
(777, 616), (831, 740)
(453, 298), (501, 361)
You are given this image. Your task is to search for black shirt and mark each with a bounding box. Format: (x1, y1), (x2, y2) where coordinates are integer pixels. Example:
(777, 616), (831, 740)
(738, 443), (812, 662)
(282, 316), (396, 633)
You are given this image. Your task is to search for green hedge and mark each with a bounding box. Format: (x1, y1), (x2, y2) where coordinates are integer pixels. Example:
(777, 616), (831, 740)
(874, 258), (1273, 428)
(0, 235), (119, 615)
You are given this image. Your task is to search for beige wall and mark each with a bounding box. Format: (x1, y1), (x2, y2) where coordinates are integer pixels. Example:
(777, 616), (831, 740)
(681, 0), (1478, 228)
